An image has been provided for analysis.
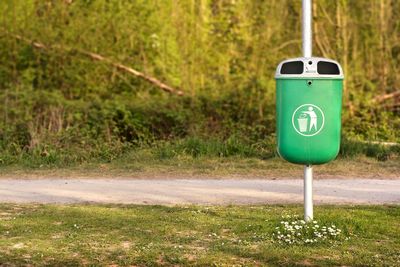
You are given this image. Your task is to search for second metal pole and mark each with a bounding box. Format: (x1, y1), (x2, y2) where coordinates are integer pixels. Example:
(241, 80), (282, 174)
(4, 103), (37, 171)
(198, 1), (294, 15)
(304, 165), (313, 222)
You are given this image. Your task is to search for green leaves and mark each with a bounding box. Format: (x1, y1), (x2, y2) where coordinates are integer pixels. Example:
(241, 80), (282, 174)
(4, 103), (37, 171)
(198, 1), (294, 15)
(0, 0), (398, 166)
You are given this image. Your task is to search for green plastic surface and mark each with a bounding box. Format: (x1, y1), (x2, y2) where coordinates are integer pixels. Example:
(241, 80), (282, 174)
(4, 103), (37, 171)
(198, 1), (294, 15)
(275, 78), (343, 165)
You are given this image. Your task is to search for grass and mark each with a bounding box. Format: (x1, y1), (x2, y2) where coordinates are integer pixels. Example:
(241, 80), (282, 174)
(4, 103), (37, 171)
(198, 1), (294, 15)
(0, 137), (399, 178)
(0, 204), (399, 266)
(1, 152), (399, 179)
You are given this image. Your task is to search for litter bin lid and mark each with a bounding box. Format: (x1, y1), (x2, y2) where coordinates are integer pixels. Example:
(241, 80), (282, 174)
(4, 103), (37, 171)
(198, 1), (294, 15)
(275, 57), (344, 79)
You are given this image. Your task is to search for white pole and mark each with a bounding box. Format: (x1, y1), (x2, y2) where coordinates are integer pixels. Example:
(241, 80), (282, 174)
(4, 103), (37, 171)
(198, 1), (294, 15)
(304, 165), (313, 222)
(302, 0), (312, 57)
(302, 0), (313, 222)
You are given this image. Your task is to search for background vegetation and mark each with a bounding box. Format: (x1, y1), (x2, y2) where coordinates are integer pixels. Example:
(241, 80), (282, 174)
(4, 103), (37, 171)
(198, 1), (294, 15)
(0, 0), (399, 167)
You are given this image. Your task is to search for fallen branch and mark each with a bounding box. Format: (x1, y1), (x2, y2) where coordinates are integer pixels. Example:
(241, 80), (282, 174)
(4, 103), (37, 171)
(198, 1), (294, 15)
(356, 140), (399, 147)
(8, 32), (184, 95)
(373, 90), (400, 103)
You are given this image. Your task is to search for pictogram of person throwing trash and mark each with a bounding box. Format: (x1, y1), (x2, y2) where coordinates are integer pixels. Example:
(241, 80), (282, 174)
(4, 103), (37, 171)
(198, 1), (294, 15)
(293, 104), (324, 136)
(302, 106), (317, 131)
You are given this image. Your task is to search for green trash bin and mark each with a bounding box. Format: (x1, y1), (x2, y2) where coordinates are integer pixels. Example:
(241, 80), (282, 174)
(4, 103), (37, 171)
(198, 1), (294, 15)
(275, 57), (344, 165)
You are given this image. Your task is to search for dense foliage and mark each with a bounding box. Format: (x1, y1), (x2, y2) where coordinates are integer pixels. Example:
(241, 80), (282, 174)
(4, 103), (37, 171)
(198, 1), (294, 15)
(0, 0), (399, 165)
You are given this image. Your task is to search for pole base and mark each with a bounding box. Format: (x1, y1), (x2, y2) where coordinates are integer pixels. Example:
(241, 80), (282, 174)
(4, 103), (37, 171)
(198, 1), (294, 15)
(304, 165), (313, 222)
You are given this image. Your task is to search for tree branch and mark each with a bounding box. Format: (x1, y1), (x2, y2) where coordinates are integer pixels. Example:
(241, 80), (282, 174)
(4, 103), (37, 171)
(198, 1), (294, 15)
(373, 90), (400, 103)
(7, 32), (184, 96)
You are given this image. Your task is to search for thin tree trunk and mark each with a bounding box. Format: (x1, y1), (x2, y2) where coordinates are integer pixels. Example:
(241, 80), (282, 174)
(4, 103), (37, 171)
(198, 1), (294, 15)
(379, 0), (388, 92)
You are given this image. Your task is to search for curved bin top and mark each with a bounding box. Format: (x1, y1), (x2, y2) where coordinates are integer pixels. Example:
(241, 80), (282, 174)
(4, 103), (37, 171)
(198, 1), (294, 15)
(275, 57), (344, 79)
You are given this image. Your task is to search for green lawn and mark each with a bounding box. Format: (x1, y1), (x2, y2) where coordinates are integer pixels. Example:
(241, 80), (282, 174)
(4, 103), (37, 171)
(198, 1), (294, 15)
(1, 155), (400, 179)
(0, 204), (399, 266)
(1, 137), (399, 179)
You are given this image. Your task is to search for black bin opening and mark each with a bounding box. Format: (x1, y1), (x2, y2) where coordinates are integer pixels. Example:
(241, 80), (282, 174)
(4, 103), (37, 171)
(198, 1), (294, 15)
(281, 61), (303, 74)
(317, 61), (340, 75)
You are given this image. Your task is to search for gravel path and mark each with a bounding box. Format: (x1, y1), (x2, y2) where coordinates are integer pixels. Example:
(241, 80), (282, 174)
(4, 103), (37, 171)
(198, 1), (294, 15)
(0, 179), (399, 205)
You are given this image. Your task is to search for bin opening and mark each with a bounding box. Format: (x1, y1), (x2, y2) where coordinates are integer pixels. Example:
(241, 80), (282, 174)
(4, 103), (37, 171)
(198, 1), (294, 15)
(281, 61), (303, 74)
(317, 61), (340, 75)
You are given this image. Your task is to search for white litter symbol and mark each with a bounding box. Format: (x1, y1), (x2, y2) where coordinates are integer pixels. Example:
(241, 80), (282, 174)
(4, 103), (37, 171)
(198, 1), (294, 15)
(292, 104), (325, 137)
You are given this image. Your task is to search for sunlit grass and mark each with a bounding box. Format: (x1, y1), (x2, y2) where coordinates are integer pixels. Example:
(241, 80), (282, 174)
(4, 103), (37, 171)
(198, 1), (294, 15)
(1, 137), (398, 179)
(0, 204), (399, 265)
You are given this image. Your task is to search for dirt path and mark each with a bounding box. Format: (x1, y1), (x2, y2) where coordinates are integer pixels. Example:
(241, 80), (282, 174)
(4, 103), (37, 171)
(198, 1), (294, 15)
(0, 178), (399, 205)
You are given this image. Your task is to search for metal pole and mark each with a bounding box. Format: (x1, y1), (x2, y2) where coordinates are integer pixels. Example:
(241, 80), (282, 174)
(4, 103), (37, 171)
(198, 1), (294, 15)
(304, 165), (313, 222)
(302, 0), (313, 222)
(302, 0), (312, 57)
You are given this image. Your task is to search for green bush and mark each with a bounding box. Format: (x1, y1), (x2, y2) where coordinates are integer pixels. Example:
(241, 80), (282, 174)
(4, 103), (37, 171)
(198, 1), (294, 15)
(0, 1), (399, 168)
